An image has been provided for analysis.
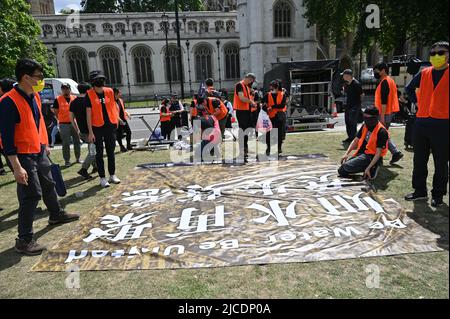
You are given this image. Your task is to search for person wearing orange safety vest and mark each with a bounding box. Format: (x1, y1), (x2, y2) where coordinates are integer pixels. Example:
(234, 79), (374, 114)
(234, 73), (257, 161)
(86, 70), (120, 188)
(373, 62), (404, 165)
(205, 78), (217, 97)
(160, 99), (173, 140)
(200, 94), (229, 139)
(0, 58), (79, 256)
(338, 107), (389, 181)
(262, 80), (287, 156)
(0, 78), (15, 175)
(404, 41), (449, 207)
(113, 88), (133, 153)
(51, 83), (80, 166)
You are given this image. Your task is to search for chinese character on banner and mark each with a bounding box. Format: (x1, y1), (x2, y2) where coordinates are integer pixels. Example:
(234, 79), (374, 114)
(112, 189), (174, 208)
(83, 212), (155, 243)
(248, 200), (297, 226)
(166, 206), (231, 238)
(177, 185), (222, 202)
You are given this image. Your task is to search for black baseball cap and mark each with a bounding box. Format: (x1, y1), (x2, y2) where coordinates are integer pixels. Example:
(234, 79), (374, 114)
(89, 70), (107, 82)
(340, 69), (353, 76)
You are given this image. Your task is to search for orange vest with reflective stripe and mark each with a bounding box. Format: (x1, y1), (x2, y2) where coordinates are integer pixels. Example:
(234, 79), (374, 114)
(267, 92), (286, 119)
(4, 89), (48, 154)
(234, 80), (251, 111)
(375, 76), (400, 115)
(160, 105), (171, 122)
(56, 95), (75, 123)
(417, 67), (449, 119)
(355, 122), (389, 157)
(206, 97), (228, 121)
(87, 88), (118, 127)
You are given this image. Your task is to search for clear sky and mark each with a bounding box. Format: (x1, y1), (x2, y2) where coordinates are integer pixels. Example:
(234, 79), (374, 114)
(54, 0), (81, 13)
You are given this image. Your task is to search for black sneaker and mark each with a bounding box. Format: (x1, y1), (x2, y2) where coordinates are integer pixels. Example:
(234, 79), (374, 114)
(405, 192), (428, 202)
(127, 145), (134, 151)
(49, 211), (80, 226)
(431, 197), (444, 208)
(15, 238), (46, 256)
(120, 146), (128, 153)
(342, 138), (353, 143)
(390, 152), (404, 165)
(77, 168), (92, 180)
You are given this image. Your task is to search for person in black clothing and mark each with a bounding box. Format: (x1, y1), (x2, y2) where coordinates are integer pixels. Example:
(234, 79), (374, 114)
(169, 94), (184, 140)
(338, 107), (389, 180)
(262, 80), (287, 156)
(113, 88), (133, 152)
(70, 82), (97, 179)
(0, 78), (15, 175)
(341, 69), (364, 143)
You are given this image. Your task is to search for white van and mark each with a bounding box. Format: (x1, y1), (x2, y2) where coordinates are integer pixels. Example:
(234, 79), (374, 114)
(40, 78), (80, 105)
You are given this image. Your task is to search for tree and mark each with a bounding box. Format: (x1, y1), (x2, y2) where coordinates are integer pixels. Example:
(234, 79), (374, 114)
(303, 0), (449, 56)
(0, 0), (54, 79)
(81, 0), (205, 13)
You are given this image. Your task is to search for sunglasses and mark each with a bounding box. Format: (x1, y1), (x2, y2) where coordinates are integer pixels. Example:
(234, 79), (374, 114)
(430, 50), (448, 56)
(30, 74), (44, 80)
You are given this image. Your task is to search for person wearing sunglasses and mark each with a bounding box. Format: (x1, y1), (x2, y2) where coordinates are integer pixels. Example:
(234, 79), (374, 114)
(0, 58), (79, 256)
(404, 41), (449, 208)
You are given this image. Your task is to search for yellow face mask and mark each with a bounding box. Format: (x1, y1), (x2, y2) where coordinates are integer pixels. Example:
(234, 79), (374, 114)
(430, 54), (447, 69)
(32, 79), (45, 93)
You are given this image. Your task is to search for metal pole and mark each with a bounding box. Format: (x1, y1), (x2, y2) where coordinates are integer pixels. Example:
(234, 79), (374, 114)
(162, 13), (173, 94)
(186, 40), (193, 94)
(123, 41), (132, 106)
(52, 47), (60, 77)
(216, 39), (222, 90)
(175, 0), (185, 99)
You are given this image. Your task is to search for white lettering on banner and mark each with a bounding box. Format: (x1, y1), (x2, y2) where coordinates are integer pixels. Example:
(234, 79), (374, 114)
(83, 212), (155, 243)
(199, 239), (239, 250)
(112, 189), (173, 208)
(318, 193), (386, 215)
(248, 200), (297, 226)
(167, 206), (231, 238)
(369, 215), (407, 230)
(265, 227), (362, 244)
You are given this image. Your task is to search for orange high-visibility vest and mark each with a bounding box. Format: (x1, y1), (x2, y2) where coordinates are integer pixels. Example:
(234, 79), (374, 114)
(117, 98), (128, 120)
(417, 66), (449, 119)
(267, 91), (286, 119)
(56, 95), (76, 123)
(0, 95), (5, 149)
(355, 122), (389, 157)
(375, 76), (400, 115)
(206, 97), (228, 121)
(87, 87), (118, 127)
(160, 105), (172, 122)
(234, 80), (251, 111)
(4, 89), (48, 154)
(190, 99), (198, 118)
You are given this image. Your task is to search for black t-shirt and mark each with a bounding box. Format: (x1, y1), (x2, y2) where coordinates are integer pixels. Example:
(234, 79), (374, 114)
(356, 125), (389, 155)
(344, 79), (363, 107)
(116, 99), (126, 121)
(86, 91), (112, 126)
(69, 97), (89, 134)
(262, 92), (287, 109)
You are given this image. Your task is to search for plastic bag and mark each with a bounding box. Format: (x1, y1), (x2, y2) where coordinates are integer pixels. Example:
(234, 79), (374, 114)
(256, 110), (273, 133)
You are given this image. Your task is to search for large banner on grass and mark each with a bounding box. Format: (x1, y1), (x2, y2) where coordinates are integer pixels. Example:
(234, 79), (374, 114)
(32, 155), (442, 272)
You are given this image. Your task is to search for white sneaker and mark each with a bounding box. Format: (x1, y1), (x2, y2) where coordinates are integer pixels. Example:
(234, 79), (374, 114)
(100, 178), (110, 188)
(109, 175), (121, 184)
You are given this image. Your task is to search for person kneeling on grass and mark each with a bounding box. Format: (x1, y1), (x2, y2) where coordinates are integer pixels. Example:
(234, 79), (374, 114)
(338, 106), (389, 180)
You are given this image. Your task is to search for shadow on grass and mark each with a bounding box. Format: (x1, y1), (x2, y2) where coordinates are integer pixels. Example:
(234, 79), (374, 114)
(58, 184), (103, 209)
(373, 166), (399, 191)
(409, 201), (449, 251)
(0, 179), (16, 188)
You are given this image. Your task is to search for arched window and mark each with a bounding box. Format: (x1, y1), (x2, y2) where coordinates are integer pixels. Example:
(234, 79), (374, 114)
(199, 21), (209, 33)
(224, 43), (240, 79)
(195, 45), (213, 81)
(274, 1), (293, 38)
(99, 47), (122, 85)
(144, 22), (154, 35)
(103, 23), (113, 35)
(85, 23), (96, 36)
(188, 21), (197, 33)
(115, 22), (126, 35)
(132, 22), (142, 35)
(171, 21), (182, 32)
(215, 21), (224, 33)
(165, 45), (183, 82)
(226, 20), (235, 32)
(66, 48), (89, 83)
(132, 46), (154, 84)
(73, 25), (82, 37)
(160, 21), (170, 32)
(55, 24), (66, 36)
(42, 24), (53, 37)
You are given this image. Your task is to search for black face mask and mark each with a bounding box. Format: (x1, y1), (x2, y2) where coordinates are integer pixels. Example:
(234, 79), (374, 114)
(364, 117), (379, 130)
(374, 72), (381, 80)
(93, 79), (105, 88)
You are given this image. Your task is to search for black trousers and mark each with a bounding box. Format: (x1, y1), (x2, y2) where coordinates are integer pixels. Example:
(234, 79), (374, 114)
(345, 107), (359, 140)
(266, 113), (287, 153)
(412, 119), (449, 198)
(161, 121), (173, 140)
(236, 110), (252, 156)
(117, 121), (132, 148)
(17, 151), (62, 241)
(93, 125), (117, 178)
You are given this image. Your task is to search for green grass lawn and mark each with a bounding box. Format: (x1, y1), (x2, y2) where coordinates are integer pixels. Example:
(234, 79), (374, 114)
(126, 99), (193, 109)
(0, 129), (448, 299)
